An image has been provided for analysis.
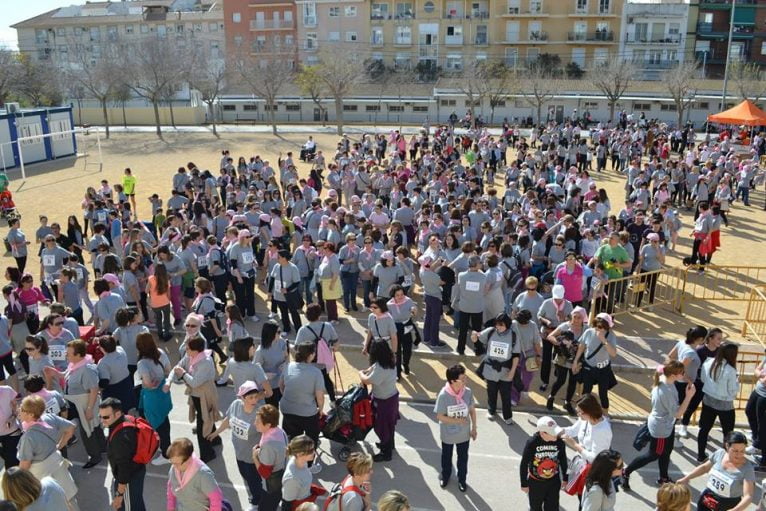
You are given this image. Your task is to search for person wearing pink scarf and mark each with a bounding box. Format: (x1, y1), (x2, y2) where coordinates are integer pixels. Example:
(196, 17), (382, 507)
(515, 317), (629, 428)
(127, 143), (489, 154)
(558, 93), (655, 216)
(166, 437), (225, 511)
(434, 364), (477, 493)
(253, 404), (289, 511)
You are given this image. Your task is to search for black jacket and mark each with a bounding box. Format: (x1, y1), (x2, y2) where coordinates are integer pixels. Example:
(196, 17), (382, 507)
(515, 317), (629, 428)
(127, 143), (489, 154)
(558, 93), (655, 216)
(107, 416), (142, 484)
(520, 433), (568, 487)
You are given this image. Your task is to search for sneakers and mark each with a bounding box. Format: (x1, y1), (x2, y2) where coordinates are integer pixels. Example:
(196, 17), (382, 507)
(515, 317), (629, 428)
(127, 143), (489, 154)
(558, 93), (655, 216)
(439, 476), (448, 488)
(458, 482), (467, 492)
(215, 378), (229, 387)
(539, 383), (548, 392)
(503, 417), (514, 425)
(746, 446), (760, 456)
(309, 461), (322, 474)
(151, 455), (170, 466)
(268, 313), (276, 320)
(487, 411), (496, 420)
(546, 396), (554, 411)
(248, 315), (261, 323)
(677, 425), (689, 438)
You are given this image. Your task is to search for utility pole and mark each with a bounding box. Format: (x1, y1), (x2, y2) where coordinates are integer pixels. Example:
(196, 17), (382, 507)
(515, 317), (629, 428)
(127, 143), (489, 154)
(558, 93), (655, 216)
(720, 0), (736, 111)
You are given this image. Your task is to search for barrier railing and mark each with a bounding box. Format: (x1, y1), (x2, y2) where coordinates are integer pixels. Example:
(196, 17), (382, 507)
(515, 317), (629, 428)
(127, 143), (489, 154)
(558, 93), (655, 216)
(678, 265), (766, 314)
(736, 348), (764, 411)
(588, 267), (685, 322)
(742, 285), (766, 347)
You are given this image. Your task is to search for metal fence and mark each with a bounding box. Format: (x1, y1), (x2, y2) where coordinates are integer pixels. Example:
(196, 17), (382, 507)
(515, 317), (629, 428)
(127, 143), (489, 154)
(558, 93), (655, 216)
(743, 286), (766, 347)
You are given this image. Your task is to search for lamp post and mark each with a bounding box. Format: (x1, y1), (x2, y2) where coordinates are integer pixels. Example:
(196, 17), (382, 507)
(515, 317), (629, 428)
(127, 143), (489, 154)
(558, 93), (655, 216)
(720, 0), (737, 111)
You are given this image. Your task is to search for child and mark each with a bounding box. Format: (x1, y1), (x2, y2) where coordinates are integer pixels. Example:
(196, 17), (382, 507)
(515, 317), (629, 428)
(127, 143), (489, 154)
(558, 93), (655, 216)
(589, 263), (608, 314)
(56, 268), (83, 325)
(67, 255), (93, 315)
(225, 304), (250, 343)
(520, 416), (568, 511)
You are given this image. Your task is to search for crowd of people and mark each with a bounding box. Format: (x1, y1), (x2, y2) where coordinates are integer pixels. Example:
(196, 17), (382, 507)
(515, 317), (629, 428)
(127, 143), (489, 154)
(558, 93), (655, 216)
(0, 116), (761, 511)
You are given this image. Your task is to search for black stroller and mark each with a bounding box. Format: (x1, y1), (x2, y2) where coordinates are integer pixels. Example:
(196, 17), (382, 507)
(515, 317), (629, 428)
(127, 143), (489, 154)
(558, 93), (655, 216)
(320, 385), (374, 461)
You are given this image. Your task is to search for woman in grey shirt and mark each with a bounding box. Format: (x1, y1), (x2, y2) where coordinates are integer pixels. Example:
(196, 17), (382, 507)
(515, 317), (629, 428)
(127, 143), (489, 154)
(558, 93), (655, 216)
(279, 343), (325, 448)
(295, 304), (339, 403)
(364, 298), (398, 356)
(581, 449), (623, 511)
(371, 252), (404, 300)
(281, 435), (319, 508)
(635, 232), (665, 307)
(386, 286), (417, 378)
(572, 313), (618, 415)
(255, 321), (289, 408)
(359, 340), (399, 462)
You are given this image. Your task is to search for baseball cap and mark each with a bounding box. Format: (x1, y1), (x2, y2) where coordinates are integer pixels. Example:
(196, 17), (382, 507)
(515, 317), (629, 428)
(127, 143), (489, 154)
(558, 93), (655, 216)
(237, 381), (260, 397)
(536, 416), (563, 437)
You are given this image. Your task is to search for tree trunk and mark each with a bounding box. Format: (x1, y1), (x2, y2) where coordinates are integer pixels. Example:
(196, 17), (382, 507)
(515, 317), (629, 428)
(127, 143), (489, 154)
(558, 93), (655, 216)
(677, 108), (683, 129)
(76, 98), (83, 125)
(270, 105), (277, 135)
(100, 98), (110, 139)
(207, 100), (218, 137)
(335, 96), (344, 136)
(168, 99), (176, 129)
(121, 102), (127, 128)
(609, 102), (616, 124)
(537, 103), (542, 126)
(490, 106), (495, 126)
(152, 100), (162, 138)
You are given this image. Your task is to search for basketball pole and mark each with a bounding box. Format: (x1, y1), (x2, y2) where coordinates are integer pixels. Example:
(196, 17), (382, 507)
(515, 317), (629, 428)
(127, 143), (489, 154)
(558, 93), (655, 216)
(17, 140), (26, 181)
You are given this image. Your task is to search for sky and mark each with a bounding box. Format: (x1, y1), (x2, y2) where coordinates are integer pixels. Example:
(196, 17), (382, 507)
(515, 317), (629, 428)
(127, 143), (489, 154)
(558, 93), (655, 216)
(1, 1), (86, 50)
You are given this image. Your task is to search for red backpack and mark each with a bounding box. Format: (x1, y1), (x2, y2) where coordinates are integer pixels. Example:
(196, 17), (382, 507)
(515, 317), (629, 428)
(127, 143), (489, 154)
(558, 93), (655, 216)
(322, 476), (364, 511)
(109, 416), (160, 465)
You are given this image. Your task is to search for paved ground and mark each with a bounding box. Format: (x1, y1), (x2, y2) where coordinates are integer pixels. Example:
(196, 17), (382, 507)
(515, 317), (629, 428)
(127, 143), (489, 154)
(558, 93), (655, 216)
(3, 126), (766, 509)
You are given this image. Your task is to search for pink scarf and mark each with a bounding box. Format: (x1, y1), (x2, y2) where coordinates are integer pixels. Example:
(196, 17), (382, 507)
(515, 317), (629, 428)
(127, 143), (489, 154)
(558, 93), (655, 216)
(259, 426), (288, 447)
(443, 381), (465, 406)
(99, 290), (111, 299)
(173, 455), (205, 493)
(188, 349), (212, 372)
(65, 355), (93, 379)
(22, 420), (52, 431)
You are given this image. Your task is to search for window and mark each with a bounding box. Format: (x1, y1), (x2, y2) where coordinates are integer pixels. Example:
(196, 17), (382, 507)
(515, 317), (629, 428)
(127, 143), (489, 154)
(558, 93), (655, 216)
(395, 52), (411, 68)
(223, 105), (236, 111)
(233, 35), (243, 46)
(242, 104), (258, 111)
(35, 29), (48, 45)
(389, 105), (404, 112)
(372, 27), (384, 45)
(366, 105), (380, 112)
(264, 104), (278, 111)
(528, 21), (542, 40)
(176, 24), (184, 33)
(507, 0), (520, 14)
(232, 12), (241, 23)
(329, 32), (340, 42)
(440, 99), (457, 107)
(88, 27), (99, 41)
(505, 48), (518, 67)
(530, 0), (542, 13)
(505, 21), (519, 42)
(56, 27), (66, 37)
(58, 45), (68, 55)
(306, 33), (318, 50)
(475, 25), (488, 45)
(193, 23), (202, 31)
(285, 104), (300, 111)
(209, 22), (219, 31)
(91, 44), (101, 57)
(329, 7), (340, 17)
(395, 26), (412, 44)
(598, 0), (609, 14)
(464, 99), (480, 107)
(303, 2), (317, 26)
(345, 6), (357, 17)
(286, 35), (294, 46)
(660, 104), (677, 111)
(210, 40), (221, 58)
(140, 24), (150, 34)
(344, 104), (358, 111)
(445, 1), (463, 18)
(157, 25), (167, 37)
(571, 47), (586, 67)
(594, 48), (608, 65)
(396, 2), (414, 18)
(575, 0), (587, 14)
(633, 23), (648, 42)
(583, 101), (598, 110)
(372, 3), (389, 19)
(125, 25), (134, 34)
(762, 41), (766, 55)
(345, 31), (358, 42)
(423, 1), (435, 13)
(446, 26), (463, 44)
(697, 102), (710, 109)
(446, 54), (463, 71)
(413, 105), (429, 112)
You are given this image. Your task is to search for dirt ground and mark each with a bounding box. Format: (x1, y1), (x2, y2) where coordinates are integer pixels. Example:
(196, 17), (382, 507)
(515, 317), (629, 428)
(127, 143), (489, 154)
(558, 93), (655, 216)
(5, 130), (765, 342)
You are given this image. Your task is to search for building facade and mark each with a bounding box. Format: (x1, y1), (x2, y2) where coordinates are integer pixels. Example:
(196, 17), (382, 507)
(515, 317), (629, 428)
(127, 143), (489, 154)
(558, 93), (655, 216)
(294, 0), (370, 65)
(619, 0), (691, 80)
(224, 0), (299, 67)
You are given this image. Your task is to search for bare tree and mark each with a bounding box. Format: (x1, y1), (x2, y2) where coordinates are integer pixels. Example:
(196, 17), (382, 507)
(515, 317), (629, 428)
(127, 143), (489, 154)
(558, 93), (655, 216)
(295, 65), (328, 127)
(120, 39), (185, 137)
(233, 43), (293, 135)
(458, 60), (488, 127)
(588, 57), (637, 123)
(519, 65), (556, 125)
(391, 66), (419, 131)
(314, 48), (366, 135)
(664, 61), (699, 128)
(66, 41), (119, 138)
(730, 62), (766, 104)
(112, 83), (132, 128)
(12, 54), (61, 106)
(0, 49), (19, 107)
(480, 62), (515, 125)
(185, 46), (228, 137)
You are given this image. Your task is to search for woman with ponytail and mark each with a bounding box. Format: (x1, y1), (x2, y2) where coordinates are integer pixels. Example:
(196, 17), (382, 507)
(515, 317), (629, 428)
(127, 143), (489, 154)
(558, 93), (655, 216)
(623, 361), (696, 490)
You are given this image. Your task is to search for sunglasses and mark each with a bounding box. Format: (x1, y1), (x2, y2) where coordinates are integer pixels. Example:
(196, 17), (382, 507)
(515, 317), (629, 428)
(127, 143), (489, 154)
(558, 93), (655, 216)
(185, 324), (200, 328)
(99, 415), (112, 420)
(53, 322), (64, 326)
(555, 244), (563, 247)
(24, 347), (35, 352)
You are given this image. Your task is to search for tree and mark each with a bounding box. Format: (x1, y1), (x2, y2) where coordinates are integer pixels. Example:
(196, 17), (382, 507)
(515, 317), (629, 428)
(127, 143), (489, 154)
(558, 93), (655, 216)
(112, 83), (132, 128)
(185, 49), (228, 137)
(0, 49), (19, 107)
(295, 65), (327, 127)
(480, 62), (515, 125)
(588, 57), (637, 123)
(66, 41), (119, 138)
(529, 53), (563, 78)
(120, 38), (185, 138)
(730, 62), (766, 104)
(458, 60), (488, 126)
(314, 48), (366, 135)
(12, 54), (61, 106)
(233, 44), (293, 135)
(414, 60), (441, 82)
(390, 66), (419, 130)
(565, 62), (584, 80)
(664, 61), (699, 128)
(519, 65), (556, 126)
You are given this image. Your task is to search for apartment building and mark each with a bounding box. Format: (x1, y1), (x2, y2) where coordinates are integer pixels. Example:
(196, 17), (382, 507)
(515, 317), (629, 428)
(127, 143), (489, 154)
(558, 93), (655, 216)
(293, 0), (370, 65)
(13, 0), (225, 68)
(224, 0), (298, 67)
(692, 0), (766, 78)
(619, 0), (691, 80)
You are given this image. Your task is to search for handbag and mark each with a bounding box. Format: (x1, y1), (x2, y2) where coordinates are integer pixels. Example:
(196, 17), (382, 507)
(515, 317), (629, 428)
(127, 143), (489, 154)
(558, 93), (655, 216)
(281, 267), (305, 309)
(633, 422), (651, 451)
(564, 454), (590, 496)
(525, 356), (540, 371)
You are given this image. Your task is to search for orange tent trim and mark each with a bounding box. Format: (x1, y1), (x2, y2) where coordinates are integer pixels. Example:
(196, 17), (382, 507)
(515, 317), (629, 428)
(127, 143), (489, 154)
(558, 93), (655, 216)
(707, 99), (766, 126)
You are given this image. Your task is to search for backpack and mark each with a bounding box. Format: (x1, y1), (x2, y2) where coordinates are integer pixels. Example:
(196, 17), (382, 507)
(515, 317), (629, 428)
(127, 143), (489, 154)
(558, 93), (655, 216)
(309, 324), (335, 371)
(351, 398), (373, 430)
(108, 416), (160, 465)
(322, 476), (365, 511)
(212, 247), (230, 274)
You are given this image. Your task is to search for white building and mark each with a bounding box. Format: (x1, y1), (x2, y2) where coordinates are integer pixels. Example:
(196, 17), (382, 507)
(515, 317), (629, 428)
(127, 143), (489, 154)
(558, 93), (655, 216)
(619, 0), (691, 81)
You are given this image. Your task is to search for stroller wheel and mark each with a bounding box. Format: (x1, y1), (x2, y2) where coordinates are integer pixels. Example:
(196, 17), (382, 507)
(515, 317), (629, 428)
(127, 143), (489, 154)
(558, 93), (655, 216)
(338, 446), (351, 462)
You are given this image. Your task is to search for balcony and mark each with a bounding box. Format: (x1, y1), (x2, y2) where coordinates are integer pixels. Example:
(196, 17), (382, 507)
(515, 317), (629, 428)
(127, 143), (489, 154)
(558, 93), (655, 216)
(394, 37), (412, 45)
(250, 19), (295, 30)
(444, 9), (465, 19)
(640, 60), (679, 69)
(697, 22), (754, 38)
(624, 34), (681, 45)
(474, 34), (488, 45)
(700, 0), (756, 7)
(304, 42), (318, 51)
(528, 30), (548, 41)
(303, 16), (316, 27)
(445, 34), (463, 45)
(567, 30), (614, 42)
(394, 13), (415, 22)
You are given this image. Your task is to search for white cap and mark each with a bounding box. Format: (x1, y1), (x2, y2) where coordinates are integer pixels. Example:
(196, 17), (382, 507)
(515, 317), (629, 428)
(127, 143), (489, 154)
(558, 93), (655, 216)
(552, 284), (565, 300)
(536, 416), (563, 437)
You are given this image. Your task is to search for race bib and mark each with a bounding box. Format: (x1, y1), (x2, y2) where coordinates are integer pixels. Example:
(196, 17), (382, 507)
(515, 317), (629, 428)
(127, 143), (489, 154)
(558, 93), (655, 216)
(465, 281), (480, 292)
(241, 252), (254, 265)
(97, 213), (107, 223)
(489, 340), (510, 359)
(75, 268), (84, 281)
(403, 275), (413, 287)
(197, 256), (208, 268)
(707, 468), (734, 498)
(49, 346), (67, 362)
(496, 272), (503, 282)
(274, 280), (283, 292)
(446, 403), (468, 419)
(45, 397), (60, 415)
(230, 416), (250, 441)
(42, 255), (55, 267)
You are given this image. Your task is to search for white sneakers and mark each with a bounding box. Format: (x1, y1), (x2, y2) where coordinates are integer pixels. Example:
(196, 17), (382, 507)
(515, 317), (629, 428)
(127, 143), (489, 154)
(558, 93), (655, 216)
(151, 455), (170, 466)
(677, 425), (689, 438)
(746, 445), (760, 455)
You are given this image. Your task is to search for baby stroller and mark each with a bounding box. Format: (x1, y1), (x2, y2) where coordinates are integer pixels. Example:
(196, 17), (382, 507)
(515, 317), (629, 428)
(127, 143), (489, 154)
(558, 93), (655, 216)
(320, 384), (374, 461)
(0, 190), (20, 222)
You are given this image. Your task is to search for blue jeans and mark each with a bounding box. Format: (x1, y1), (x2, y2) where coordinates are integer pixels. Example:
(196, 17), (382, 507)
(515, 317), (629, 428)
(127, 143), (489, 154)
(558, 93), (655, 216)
(301, 276), (314, 305)
(340, 271), (359, 310)
(736, 185), (750, 205)
(441, 441), (469, 485)
(362, 279), (373, 308)
(236, 459), (262, 505)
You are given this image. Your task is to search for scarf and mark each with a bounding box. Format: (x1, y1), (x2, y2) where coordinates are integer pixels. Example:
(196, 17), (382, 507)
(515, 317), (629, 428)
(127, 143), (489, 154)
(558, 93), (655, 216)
(65, 355), (93, 380)
(22, 419), (52, 431)
(259, 426), (288, 448)
(99, 291), (111, 299)
(7, 291), (21, 313)
(443, 381), (465, 407)
(173, 455), (205, 493)
(188, 349), (212, 372)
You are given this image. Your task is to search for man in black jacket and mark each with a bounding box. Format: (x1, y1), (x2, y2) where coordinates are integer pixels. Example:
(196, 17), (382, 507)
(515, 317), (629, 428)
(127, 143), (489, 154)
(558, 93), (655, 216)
(99, 397), (146, 511)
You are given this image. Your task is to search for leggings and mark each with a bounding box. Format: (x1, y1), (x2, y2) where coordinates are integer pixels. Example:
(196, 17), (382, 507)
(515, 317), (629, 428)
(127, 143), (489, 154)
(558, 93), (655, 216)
(395, 324), (413, 377)
(625, 433), (675, 480)
(697, 403), (735, 461)
(746, 390), (766, 460)
(680, 379), (704, 426)
(550, 365), (577, 404)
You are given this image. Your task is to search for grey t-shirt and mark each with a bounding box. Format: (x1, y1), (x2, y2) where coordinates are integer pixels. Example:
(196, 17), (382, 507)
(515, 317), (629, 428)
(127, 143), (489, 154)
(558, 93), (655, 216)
(136, 351), (170, 386)
(279, 362), (324, 417)
(281, 457), (313, 502)
(65, 364), (99, 395)
(453, 271), (486, 314)
(580, 328), (617, 367)
(434, 386), (475, 445)
(258, 429), (288, 492)
(480, 327), (519, 382)
(640, 243), (663, 272)
(222, 360), (268, 403)
(420, 268), (442, 298)
(367, 363), (398, 400)
(113, 325), (150, 367)
(368, 313), (397, 341)
(226, 398), (261, 462)
(513, 321), (540, 357)
(159, 255), (186, 286)
(513, 292), (545, 319)
(167, 463), (220, 511)
(97, 347), (131, 384)
(17, 413), (74, 462)
(255, 339), (289, 389)
(648, 381), (679, 438)
(373, 264), (404, 297)
(581, 481), (616, 511)
(7, 228), (28, 257)
(94, 292), (127, 333)
(386, 297), (415, 323)
(25, 476), (69, 511)
(325, 481), (366, 511)
(270, 263), (301, 302)
(707, 448), (755, 499)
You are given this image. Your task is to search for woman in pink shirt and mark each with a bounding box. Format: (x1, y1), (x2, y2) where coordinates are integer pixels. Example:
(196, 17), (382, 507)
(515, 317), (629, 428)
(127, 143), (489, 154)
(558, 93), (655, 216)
(554, 252), (584, 306)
